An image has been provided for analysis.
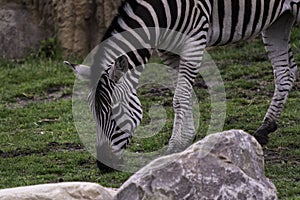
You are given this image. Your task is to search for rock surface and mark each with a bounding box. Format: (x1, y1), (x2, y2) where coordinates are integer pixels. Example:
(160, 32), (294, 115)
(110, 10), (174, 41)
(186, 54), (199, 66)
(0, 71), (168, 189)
(0, 182), (115, 200)
(115, 130), (278, 200)
(0, 0), (121, 58)
(0, 2), (51, 59)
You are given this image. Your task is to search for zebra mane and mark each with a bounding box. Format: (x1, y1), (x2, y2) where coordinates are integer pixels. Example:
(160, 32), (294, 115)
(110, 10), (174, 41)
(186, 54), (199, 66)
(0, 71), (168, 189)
(102, 0), (133, 42)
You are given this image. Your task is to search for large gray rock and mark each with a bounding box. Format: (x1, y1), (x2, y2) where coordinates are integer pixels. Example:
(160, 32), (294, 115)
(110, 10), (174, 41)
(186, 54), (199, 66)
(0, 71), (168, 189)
(115, 130), (277, 200)
(0, 182), (115, 200)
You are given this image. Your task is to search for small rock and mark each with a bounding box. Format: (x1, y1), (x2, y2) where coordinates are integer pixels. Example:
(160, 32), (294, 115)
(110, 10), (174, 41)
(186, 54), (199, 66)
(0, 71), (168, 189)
(0, 182), (114, 200)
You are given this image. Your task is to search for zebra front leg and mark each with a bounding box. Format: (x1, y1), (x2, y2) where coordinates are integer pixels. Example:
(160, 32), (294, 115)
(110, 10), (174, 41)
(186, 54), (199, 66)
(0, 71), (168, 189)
(254, 12), (296, 145)
(288, 45), (298, 83)
(167, 80), (195, 154)
(181, 99), (196, 144)
(166, 50), (205, 154)
(158, 51), (196, 153)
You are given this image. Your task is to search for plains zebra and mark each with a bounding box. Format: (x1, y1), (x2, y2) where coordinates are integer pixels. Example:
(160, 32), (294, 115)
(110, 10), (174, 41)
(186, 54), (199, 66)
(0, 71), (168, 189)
(67, 0), (300, 170)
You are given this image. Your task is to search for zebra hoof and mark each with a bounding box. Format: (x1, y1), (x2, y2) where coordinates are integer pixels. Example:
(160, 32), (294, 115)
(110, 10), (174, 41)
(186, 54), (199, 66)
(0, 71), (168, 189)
(253, 119), (277, 146)
(253, 133), (269, 146)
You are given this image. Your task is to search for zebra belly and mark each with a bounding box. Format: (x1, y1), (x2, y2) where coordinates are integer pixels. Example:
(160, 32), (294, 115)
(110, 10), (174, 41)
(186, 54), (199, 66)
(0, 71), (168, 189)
(206, 23), (263, 47)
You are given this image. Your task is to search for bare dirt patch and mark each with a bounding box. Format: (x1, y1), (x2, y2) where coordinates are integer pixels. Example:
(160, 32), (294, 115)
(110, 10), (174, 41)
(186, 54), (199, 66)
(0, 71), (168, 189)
(7, 85), (72, 109)
(264, 147), (300, 165)
(0, 142), (85, 158)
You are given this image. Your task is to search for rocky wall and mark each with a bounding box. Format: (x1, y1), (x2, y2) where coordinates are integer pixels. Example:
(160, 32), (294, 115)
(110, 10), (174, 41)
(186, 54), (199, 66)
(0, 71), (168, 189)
(0, 0), (121, 59)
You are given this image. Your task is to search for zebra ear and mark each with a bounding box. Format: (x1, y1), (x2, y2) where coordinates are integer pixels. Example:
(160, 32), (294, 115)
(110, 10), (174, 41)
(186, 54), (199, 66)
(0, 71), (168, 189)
(110, 55), (129, 82)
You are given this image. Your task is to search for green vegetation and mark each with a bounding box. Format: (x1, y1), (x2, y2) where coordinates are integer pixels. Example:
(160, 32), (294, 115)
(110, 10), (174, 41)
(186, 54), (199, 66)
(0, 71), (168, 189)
(1, 29), (300, 199)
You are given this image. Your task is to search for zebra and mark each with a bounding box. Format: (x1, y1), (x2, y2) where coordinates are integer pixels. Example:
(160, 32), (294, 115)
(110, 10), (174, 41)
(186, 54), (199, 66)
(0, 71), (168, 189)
(66, 0), (300, 171)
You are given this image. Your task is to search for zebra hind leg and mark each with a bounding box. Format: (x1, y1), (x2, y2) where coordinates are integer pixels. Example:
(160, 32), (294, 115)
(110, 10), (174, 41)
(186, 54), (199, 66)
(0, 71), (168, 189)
(253, 12), (296, 145)
(254, 45), (298, 145)
(253, 118), (278, 145)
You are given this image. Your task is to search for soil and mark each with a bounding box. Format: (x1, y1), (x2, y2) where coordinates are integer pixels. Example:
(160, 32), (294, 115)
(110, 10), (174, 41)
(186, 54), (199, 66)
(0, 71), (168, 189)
(0, 142), (85, 158)
(7, 85), (72, 109)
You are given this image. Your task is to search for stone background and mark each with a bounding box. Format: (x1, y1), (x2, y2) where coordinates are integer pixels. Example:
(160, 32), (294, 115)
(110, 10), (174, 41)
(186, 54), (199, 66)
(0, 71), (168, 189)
(0, 0), (121, 58)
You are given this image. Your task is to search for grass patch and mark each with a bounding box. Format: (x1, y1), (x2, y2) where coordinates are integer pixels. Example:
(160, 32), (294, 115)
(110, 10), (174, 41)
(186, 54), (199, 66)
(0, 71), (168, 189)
(1, 28), (300, 199)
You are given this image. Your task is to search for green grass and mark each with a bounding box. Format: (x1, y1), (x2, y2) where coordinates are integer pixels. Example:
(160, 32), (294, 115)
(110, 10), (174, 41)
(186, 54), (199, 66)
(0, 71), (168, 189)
(1, 28), (300, 199)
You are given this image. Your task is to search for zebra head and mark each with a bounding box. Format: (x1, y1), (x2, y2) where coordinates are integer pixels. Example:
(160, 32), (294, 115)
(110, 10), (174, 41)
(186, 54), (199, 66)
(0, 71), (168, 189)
(91, 55), (143, 171)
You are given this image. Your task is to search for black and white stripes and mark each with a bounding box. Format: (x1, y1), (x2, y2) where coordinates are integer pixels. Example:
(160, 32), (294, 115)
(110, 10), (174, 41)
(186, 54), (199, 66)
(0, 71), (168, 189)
(207, 0), (285, 46)
(88, 0), (300, 170)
